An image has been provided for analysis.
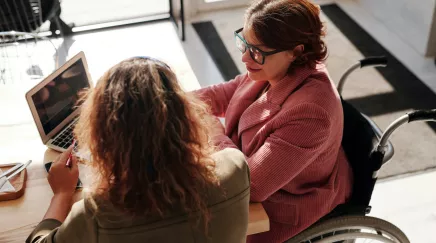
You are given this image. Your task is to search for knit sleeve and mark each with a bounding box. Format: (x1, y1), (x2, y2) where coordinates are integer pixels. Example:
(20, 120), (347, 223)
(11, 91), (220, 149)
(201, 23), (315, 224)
(26, 200), (97, 243)
(192, 74), (245, 117)
(25, 219), (62, 243)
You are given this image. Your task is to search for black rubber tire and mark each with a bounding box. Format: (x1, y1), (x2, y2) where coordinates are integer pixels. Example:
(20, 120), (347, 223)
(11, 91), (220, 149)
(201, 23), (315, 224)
(285, 216), (410, 243)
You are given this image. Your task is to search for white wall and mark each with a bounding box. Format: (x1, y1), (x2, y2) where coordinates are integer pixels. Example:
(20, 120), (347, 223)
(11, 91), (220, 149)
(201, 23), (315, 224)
(427, 3), (436, 56)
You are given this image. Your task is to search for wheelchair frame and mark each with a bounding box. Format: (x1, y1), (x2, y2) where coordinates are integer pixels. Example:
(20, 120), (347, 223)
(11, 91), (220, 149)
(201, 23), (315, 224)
(285, 56), (436, 243)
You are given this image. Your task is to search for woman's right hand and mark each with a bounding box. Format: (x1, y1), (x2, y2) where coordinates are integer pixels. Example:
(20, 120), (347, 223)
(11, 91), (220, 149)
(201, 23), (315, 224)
(47, 145), (79, 198)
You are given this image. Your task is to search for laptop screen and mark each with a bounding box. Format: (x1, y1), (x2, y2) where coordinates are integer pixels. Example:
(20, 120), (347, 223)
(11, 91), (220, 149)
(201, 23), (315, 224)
(31, 59), (90, 135)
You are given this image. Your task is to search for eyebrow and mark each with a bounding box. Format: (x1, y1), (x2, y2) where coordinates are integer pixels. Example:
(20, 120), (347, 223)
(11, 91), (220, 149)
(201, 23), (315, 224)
(241, 31), (266, 48)
(252, 43), (267, 48)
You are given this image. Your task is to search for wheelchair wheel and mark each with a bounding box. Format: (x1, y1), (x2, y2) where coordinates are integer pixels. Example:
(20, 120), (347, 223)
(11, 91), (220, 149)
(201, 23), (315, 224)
(285, 216), (410, 243)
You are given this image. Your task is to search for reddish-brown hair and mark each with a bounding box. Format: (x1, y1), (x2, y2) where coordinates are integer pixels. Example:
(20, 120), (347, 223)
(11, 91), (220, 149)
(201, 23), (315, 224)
(246, 0), (327, 69)
(74, 57), (218, 229)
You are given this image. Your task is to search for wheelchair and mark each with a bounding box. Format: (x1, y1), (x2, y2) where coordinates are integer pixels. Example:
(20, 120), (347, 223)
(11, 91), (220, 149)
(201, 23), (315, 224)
(286, 57), (436, 243)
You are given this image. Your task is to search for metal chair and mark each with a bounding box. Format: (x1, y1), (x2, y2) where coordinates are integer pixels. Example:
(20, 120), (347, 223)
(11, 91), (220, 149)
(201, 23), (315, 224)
(0, 0), (72, 36)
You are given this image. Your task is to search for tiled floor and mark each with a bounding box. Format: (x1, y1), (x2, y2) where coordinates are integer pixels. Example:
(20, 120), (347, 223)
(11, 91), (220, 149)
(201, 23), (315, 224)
(370, 170), (436, 243)
(190, 5), (436, 179)
(336, 0), (436, 93)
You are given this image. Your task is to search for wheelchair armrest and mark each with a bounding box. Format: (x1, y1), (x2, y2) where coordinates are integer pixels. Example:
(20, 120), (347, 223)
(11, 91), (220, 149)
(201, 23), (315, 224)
(361, 113), (394, 164)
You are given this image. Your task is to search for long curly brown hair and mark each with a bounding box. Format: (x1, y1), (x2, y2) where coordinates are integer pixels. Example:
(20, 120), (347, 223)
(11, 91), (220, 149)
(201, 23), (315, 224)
(74, 57), (218, 228)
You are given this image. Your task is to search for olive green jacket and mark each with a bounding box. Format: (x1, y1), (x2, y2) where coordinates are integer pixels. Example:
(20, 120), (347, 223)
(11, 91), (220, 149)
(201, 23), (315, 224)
(27, 148), (250, 243)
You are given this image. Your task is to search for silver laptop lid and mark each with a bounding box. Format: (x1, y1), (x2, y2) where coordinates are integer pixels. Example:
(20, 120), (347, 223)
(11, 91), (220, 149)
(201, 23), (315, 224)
(26, 52), (93, 144)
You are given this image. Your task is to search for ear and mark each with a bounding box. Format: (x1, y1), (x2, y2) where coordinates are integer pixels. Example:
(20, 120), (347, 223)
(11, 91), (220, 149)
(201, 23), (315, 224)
(293, 44), (305, 57)
(286, 44), (304, 62)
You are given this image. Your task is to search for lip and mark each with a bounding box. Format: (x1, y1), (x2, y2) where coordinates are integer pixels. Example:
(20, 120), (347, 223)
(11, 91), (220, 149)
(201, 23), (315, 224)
(246, 66), (262, 73)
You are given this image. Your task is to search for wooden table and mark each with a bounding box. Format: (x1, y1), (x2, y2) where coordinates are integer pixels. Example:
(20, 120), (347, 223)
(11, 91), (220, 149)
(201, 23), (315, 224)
(0, 148), (269, 242)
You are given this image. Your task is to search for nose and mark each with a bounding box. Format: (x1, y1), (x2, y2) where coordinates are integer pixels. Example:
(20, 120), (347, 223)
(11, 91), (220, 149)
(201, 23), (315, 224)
(241, 49), (252, 64)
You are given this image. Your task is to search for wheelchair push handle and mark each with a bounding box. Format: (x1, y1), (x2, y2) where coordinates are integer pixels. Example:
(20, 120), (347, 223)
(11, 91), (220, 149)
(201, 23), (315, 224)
(337, 56), (388, 95)
(359, 56), (388, 68)
(378, 109), (436, 151)
(408, 109), (436, 122)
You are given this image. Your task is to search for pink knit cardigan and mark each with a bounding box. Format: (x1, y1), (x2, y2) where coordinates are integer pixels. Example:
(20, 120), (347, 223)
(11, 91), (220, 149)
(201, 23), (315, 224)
(195, 64), (353, 243)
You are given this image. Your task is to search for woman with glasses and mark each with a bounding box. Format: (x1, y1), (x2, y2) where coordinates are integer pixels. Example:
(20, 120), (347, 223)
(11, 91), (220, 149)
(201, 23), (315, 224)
(26, 57), (250, 243)
(194, 0), (353, 242)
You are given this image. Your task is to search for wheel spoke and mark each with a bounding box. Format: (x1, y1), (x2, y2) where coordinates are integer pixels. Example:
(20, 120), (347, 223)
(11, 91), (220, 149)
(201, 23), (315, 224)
(291, 216), (407, 243)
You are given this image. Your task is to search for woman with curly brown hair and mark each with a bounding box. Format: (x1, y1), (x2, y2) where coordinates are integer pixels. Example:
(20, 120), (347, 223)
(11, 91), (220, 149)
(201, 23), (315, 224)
(26, 57), (250, 243)
(194, 0), (353, 242)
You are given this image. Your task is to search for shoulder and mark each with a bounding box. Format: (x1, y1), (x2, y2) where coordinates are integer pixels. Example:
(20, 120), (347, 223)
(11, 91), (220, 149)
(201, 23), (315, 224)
(210, 148), (250, 198)
(285, 64), (341, 116)
(212, 148), (249, 183)
(299, 64), (336, 95)
(309, 63), (331, 80)
(67, 198), (97, 226)
(63, 198), (98, 225)
(70, 199), (89, 217)
(211, 147), (247, 169)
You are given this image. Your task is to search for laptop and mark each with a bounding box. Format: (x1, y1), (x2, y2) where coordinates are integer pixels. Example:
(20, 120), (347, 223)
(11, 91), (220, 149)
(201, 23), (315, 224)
(26, 52), (93, 152)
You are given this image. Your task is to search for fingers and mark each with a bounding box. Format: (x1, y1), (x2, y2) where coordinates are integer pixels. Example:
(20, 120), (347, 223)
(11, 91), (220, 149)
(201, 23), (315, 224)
(49, 156), (79, 182)
(50, 157), (78, 175)
(64, 144), (75, 158)
(55, 144), (75, 164)
(71, 156), (78, 166)
(71, 157), (79, 173)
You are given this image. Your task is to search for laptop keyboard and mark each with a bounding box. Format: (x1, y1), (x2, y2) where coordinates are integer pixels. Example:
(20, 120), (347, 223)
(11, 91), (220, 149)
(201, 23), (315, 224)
(52, 120), (77, 150)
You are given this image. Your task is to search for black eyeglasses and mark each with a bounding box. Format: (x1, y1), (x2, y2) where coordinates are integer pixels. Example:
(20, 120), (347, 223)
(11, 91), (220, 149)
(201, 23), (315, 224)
(234, 28), (284, 65)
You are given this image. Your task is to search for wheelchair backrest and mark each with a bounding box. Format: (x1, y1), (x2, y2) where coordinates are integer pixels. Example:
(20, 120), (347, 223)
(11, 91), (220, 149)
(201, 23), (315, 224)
(341, 99), (382, 212)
